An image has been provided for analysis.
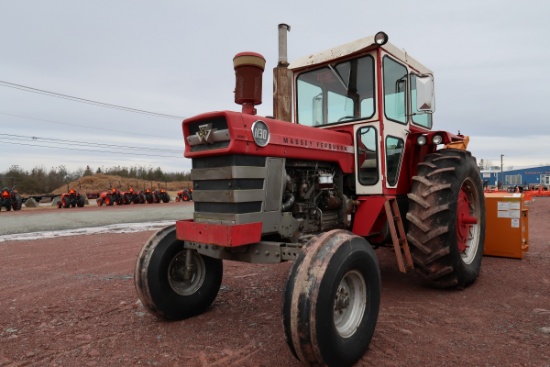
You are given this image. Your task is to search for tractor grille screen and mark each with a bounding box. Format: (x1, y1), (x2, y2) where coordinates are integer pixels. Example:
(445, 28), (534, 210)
(192, 155), (266, 169)
(192, 155), (267, 218)
(195, 202), (262, 214)
(194, 179), (264, 191)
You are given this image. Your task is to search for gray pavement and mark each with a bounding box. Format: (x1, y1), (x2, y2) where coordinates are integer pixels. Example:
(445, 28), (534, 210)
(0, 202), (194, 236)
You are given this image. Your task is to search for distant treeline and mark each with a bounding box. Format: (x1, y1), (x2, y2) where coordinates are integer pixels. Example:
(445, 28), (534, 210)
(0, 165), (191, 195)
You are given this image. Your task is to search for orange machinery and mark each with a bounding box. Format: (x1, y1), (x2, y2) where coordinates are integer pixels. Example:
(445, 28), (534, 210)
(484, 192), (529, 259)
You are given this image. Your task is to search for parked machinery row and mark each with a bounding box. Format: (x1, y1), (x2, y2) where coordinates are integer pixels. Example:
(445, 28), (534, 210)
(97, 186), (171, 206)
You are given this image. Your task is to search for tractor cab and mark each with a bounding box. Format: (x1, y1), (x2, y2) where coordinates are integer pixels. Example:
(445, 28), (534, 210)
(288, 32), (436, 196)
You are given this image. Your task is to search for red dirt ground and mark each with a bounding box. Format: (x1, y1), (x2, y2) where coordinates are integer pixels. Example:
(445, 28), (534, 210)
(1, 199), (549, 367)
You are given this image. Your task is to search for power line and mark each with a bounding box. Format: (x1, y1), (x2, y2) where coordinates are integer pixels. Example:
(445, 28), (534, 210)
(0, 112), (173, 139)
(0, 80), (185, 120)
(0, 133), (183, 153)
(0, 140), (185, 159)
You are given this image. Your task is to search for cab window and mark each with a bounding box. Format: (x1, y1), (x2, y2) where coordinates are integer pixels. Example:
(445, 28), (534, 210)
(297, 55), (375, 126)
(383, 56), (408, 124)
(357, 126), (378, 185)
(385, 136), (404, 186)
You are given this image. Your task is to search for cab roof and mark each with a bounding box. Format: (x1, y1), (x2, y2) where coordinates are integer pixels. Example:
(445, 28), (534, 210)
(288, 34), (432, 75)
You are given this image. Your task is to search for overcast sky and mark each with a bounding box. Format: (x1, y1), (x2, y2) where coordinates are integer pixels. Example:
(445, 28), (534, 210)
(1, 0), (549, 176)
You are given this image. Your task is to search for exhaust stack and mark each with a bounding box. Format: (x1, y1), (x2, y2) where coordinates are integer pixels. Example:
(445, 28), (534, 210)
(233, 52), (266, 115)
(273, 23), (292, 121)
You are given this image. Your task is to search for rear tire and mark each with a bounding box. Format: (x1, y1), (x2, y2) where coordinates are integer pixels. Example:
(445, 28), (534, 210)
(135, 225), (223, 320)
(77, 195), (85, 207)
(406, 149), (486, 288)
(283, 230), (381, 367)
(12, 197), (22, 211)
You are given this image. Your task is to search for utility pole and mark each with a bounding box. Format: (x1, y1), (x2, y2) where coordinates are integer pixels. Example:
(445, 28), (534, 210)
(500, 154), (504, 189)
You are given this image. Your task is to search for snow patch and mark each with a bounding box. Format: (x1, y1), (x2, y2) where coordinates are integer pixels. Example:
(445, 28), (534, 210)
(0, 221), (176, 243)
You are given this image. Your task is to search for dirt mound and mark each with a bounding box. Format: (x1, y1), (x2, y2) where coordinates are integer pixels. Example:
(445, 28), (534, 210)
(52, 174), (192, 195)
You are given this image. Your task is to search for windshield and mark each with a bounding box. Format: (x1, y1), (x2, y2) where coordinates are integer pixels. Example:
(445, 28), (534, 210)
(296, 55), (375, 126)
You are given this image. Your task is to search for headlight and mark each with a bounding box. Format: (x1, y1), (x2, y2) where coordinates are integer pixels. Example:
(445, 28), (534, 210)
(416, 135), (427, 146)
(374, 32), (388, 46)
(432, 134), (443, 145)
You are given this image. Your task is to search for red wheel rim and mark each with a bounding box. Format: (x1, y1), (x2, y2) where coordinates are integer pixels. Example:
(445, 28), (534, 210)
(456, 187), (478, 253)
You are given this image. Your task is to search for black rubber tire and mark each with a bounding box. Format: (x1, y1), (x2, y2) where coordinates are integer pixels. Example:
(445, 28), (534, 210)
(12, 199), (21, 211)
(162, 194), (170, 203)
(62, 197), (70, 208)
(406, 149), (486, 289)
(135, 225), (223, 320)
(283, 230), (381, 367)
(77, 195), (85, 207)
(105, 196), (114, 206)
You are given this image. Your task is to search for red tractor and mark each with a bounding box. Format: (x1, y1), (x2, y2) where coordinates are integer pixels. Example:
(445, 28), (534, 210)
(154, 188), (171, 203)
(57, 186), (86, 208)
(97, 187), (124, 206)
(122, 186), (146, 204)
(135, 28), (485, 366)
(143, 187), (156, 204)
(1, 185), (22, 211)
(175, 188), (193, 202)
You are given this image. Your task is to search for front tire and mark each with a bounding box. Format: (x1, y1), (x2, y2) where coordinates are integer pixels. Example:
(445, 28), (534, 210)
(283, 230), (381, 367)
(135, 225), (223, 320)
(406, 149), (486, 288)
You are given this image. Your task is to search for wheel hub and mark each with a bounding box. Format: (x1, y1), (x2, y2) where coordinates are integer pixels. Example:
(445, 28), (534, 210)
(333, 270), (367, 338)
(168, 250), (205, 296)
(334, 285), (351, 313)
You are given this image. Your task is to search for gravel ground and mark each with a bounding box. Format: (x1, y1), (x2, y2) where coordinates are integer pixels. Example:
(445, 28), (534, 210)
(0, 198), (549, 366)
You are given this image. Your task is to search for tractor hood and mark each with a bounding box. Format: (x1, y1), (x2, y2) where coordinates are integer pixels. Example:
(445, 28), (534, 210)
(183, 111), (355, 173)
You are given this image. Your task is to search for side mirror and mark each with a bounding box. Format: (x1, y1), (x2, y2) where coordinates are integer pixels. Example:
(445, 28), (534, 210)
(415, 75), (435, 113)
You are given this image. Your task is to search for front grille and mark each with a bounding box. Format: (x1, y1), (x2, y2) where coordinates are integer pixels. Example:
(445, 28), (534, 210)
(195, 202), (263, 214)
(190, 155), (285, 230)
(192, 155), (266, 169)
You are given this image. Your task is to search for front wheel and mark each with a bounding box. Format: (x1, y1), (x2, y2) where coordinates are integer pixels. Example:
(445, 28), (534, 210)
(283, 230), (381, 367)
(135, 225), (223, 320)
(406, 149), (486, 288)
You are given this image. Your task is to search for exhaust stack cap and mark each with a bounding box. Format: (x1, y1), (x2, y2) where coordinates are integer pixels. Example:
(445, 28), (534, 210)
(233, 52), (266, 114)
